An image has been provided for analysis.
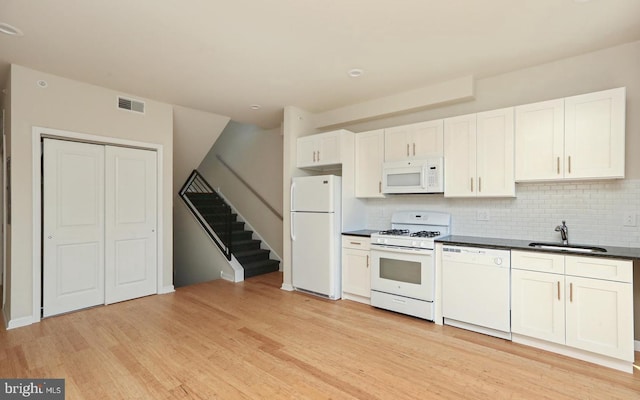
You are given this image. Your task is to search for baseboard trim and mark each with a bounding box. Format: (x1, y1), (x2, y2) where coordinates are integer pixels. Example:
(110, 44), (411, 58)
(159, 285), (175, 295)
(280, 283), (294, 291)
(5, 314), (35, 330)
(220, 271), (235, 282)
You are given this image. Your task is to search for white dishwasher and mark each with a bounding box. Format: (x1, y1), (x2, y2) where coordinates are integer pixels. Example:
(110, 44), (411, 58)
(442, 245), (511, 340)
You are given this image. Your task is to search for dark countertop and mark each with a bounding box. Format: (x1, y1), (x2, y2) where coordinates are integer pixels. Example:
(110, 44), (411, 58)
(342, 229), (379, 237)
(436, 235), (640, 261)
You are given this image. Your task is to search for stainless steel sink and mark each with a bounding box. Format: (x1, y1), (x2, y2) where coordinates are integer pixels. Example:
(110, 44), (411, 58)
(528, 242), (607, 253)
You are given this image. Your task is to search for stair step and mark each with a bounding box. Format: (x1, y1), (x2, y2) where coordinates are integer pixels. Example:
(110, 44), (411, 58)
(233, 239), (262, 252)
(201, 212), (237, 221)
(235, 249), (271, 264)
(243, 259), (280, 279)
(218, 230), (253, 241)
(208, 220), (245, 232)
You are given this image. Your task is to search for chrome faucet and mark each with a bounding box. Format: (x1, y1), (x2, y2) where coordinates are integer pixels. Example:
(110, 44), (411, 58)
(555, 220), (568, 245)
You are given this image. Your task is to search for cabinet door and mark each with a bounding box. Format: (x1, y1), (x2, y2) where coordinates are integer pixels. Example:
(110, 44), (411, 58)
(342, 248), (371, 299)
(476, 107), (515, 197)
(384, 127), (411, 161)
(565, 276), (634, 361)
(515, 99), (564, 181)
(444, 114), (477, 197)
(296, 136), (317, 168)
(355, 129), (385, 198)
(317, 132), (341, 166)
(564, 87), (625, 179)
(410, 120), (444, 158)
(511, 269), (565, 344)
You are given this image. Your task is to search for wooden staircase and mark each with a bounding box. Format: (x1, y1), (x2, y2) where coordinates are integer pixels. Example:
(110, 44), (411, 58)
(185, 191), (280, 279)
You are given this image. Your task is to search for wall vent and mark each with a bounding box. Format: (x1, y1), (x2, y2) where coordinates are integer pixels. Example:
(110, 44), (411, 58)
(117, 96), (145, 114)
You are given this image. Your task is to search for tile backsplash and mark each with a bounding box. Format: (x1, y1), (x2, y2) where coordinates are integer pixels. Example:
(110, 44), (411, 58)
(365, 179), (640, 248)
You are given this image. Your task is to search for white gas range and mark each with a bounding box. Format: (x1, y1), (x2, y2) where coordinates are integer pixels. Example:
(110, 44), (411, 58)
(370, 211), (451, 321)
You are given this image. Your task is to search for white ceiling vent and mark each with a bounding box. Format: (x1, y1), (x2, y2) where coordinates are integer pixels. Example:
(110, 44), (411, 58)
(117, 96), (145, 114)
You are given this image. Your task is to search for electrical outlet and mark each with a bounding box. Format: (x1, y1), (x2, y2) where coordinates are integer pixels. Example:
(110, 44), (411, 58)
(623, 213), (636, 227)
(477, 210), (490, 221)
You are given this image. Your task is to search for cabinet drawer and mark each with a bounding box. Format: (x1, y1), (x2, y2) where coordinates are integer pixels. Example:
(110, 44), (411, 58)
(512, 250), (565, 274)
(565, 256), (632, 283)
(342, 236), (371, 250)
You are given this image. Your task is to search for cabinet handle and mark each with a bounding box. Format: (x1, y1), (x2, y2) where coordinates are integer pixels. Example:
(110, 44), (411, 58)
(569, 282), (573, 302)
(412, 143), (416, 156)
(478, 177), (482, 193)
(406, 144), (410, 156)
(379, 181), (382, 193)
(317, 151), (320, 162)
(557, 281), (560, 300)
(313, 151), (316, 162)
(350, 241), (361, 245)
(470, 177), (474, 192)
(557, 157), (560, 175)
(568, 156), (571, 174)
(366, 255), (369, 267)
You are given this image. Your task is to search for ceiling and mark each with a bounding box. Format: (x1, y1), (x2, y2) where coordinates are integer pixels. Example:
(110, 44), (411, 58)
(1, 0), (639, 129)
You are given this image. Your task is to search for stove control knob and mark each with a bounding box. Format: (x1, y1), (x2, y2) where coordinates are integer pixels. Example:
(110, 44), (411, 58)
(494, 257), (503, 265)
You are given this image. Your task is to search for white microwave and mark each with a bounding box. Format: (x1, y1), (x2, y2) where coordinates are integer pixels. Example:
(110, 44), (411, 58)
(382, 157), (444, 194)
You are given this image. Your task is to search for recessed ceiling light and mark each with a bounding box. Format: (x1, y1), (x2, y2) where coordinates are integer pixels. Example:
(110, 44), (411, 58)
(250, 104), (261, 110)
(348, 68), (364, 78)
(0, 22), (24, 37)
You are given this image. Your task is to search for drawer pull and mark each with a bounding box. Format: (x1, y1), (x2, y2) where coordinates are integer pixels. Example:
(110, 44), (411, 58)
(412, 142), (416, 156)
(350, 241), (361, 245)
(569, 282), (573, 302)
(406, 144), (410, 156)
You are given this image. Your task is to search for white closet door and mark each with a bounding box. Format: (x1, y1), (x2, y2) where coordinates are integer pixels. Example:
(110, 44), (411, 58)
(43, 139), (105, 317)
(105, 146), (157, 304)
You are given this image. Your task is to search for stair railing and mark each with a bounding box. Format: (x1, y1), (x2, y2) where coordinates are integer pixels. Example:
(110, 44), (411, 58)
(179, 170), (233, 260)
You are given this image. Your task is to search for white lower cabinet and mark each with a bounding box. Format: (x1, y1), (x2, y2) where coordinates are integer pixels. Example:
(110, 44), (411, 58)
(341, 236), (371, 303)
(511, 251), (634, 371)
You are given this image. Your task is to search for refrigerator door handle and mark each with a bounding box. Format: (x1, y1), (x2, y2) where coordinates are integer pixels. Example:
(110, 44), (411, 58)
(290, 182), (295, 211)
(290, 213), (295, 241)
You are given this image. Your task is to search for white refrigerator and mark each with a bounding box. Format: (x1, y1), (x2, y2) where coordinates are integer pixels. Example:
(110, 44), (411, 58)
(290, 175), (342, 299)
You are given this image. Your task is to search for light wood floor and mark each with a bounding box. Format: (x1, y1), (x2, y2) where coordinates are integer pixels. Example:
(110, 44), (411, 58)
(1, 272), (639, 399)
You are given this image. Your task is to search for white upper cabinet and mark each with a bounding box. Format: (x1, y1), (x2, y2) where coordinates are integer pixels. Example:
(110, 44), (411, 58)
(444, 108), (515, 197)
(564, 88), (625, 179)
(384, 120), (443, 161)
(515, 99), (565, 181)
(515, 87), (625, 181)
(476, 108), (515, 197)
(444, 114), (477, 197)
(297, 130), (343, 169)
(355, 129), (385, 198)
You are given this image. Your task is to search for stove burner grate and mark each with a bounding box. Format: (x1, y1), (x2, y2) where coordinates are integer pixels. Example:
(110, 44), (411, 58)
(410, 230), (441, 238)
(378, 229), (410, 236)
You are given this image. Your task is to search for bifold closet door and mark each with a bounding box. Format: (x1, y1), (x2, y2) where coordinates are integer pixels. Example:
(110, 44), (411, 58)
(43, 139), (106, 317)
(104, 146), (157, 304)
(44, 139), (157, 317)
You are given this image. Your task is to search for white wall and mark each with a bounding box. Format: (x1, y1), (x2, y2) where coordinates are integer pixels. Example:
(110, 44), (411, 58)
(197, 121), (283, 257)
(7, 64), (173, 324)
(173, 106), (230, 197)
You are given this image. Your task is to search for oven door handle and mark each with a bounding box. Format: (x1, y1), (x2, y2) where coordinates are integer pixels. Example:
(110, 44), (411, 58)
(371, 245), (434, 255)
